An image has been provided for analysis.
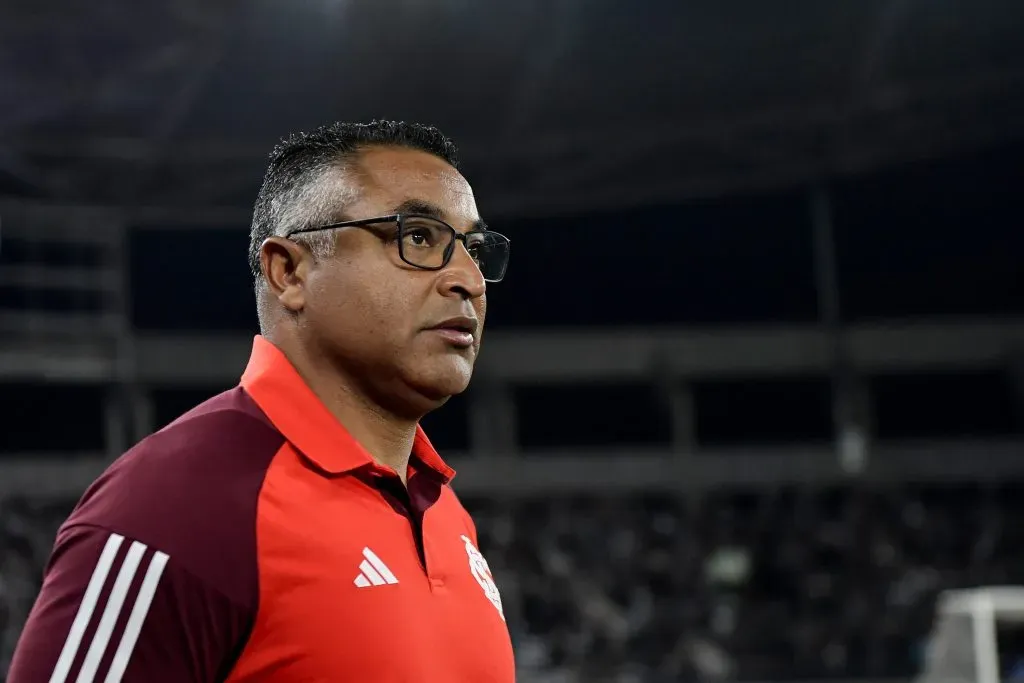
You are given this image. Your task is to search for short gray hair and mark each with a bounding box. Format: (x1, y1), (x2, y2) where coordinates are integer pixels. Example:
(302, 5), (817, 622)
(247, 120), (460, 289)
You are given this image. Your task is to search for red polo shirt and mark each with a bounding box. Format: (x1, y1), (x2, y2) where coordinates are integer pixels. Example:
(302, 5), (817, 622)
(8, 336), (516, 683)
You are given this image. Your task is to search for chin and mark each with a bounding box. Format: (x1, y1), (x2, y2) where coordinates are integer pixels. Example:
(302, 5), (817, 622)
(410, 358), (475, 402)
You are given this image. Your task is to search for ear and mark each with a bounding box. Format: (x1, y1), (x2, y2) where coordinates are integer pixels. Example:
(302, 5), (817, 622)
(260, 236), (310, 313)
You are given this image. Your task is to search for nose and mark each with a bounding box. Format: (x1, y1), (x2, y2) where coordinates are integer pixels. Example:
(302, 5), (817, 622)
(436, 240), (486, 300)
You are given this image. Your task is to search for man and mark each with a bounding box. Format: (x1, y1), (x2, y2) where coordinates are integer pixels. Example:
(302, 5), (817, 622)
(8, 120), (515, 682)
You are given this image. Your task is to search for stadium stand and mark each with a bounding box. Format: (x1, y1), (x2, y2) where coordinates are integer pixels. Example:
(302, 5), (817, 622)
(5, 482), (1024, 682)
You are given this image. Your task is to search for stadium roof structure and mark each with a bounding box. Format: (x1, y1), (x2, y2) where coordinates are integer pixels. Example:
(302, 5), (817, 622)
(1, 0), (1023, 221)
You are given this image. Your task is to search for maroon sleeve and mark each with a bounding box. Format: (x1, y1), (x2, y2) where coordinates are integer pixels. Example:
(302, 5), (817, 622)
(7, 524), (248, 683)
(8, 388), (283, 683)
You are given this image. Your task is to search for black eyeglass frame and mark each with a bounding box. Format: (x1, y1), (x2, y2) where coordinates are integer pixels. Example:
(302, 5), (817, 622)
(285, 213), (510, 283)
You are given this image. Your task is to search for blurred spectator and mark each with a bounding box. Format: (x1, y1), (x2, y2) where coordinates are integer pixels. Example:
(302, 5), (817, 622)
(8, 482), (1024, 681)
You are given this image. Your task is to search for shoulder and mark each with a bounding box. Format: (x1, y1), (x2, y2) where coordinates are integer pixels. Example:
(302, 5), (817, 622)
(62, 387), (285, 605)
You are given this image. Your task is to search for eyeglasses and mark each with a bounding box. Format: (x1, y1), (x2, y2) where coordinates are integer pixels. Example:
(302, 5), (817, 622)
(286, 213), (510, 283)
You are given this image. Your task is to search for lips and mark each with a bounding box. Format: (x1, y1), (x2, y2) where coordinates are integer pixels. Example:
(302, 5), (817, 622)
(430, 316), (478, 335)
(426, 316), (478, 349)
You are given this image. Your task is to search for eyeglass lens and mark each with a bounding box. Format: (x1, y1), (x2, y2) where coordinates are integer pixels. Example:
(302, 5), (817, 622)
(399, 217), (509, 281)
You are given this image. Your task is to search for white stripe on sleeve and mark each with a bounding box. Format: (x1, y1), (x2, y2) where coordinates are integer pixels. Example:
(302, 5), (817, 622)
(74, 540), (147, 683)
(102, 550), (170, 683)
(49, 533), (125, 683)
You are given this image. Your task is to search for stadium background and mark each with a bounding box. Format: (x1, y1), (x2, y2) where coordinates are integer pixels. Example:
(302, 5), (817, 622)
(2, 1), (1024, 681)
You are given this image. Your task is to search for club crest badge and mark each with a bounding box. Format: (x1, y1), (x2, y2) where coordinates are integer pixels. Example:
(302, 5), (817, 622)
(460, 535), (505, 621)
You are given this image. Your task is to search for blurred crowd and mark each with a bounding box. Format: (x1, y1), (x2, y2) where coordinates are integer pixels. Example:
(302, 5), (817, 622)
(3, 482), (1024, 682)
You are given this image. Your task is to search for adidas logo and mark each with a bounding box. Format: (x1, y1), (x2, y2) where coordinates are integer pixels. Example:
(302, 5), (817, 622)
(353, 547), (399, 588)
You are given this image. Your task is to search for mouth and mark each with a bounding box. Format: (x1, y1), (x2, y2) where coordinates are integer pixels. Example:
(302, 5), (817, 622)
(425, 316), (478, 349)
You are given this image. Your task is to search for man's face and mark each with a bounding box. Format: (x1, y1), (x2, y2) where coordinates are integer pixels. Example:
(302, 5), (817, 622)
(300, 146), (488, 413)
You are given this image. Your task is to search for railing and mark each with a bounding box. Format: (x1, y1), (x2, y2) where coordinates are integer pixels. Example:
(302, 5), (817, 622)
(2, 438), (1023, 498)
(0, 203), (124, 377)
(0, 203), (144, 455)
(2, 199), (1022, 483)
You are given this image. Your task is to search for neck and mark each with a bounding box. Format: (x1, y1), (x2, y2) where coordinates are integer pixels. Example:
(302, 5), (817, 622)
(271, 330), (418, 484)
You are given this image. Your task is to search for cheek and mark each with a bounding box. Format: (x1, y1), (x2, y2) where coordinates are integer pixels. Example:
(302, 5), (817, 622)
(468, 297), (487, 350)
(476, 295), (487, 323)
(312, 272), (415, 347)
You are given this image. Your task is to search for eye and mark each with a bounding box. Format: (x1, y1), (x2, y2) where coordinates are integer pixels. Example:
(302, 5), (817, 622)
(401, 221), (445, 249)
(404, 228), (430, 246)
(464, 232), (491, 263)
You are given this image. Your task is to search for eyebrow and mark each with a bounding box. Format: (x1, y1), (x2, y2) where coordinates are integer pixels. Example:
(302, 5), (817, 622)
(391, 198), (488, 232)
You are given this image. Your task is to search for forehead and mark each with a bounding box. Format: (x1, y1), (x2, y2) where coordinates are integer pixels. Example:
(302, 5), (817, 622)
(344, 146), (479, 225)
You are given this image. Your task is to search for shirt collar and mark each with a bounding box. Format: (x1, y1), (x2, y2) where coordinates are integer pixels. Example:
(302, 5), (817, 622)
(240, 335), (455, 483)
